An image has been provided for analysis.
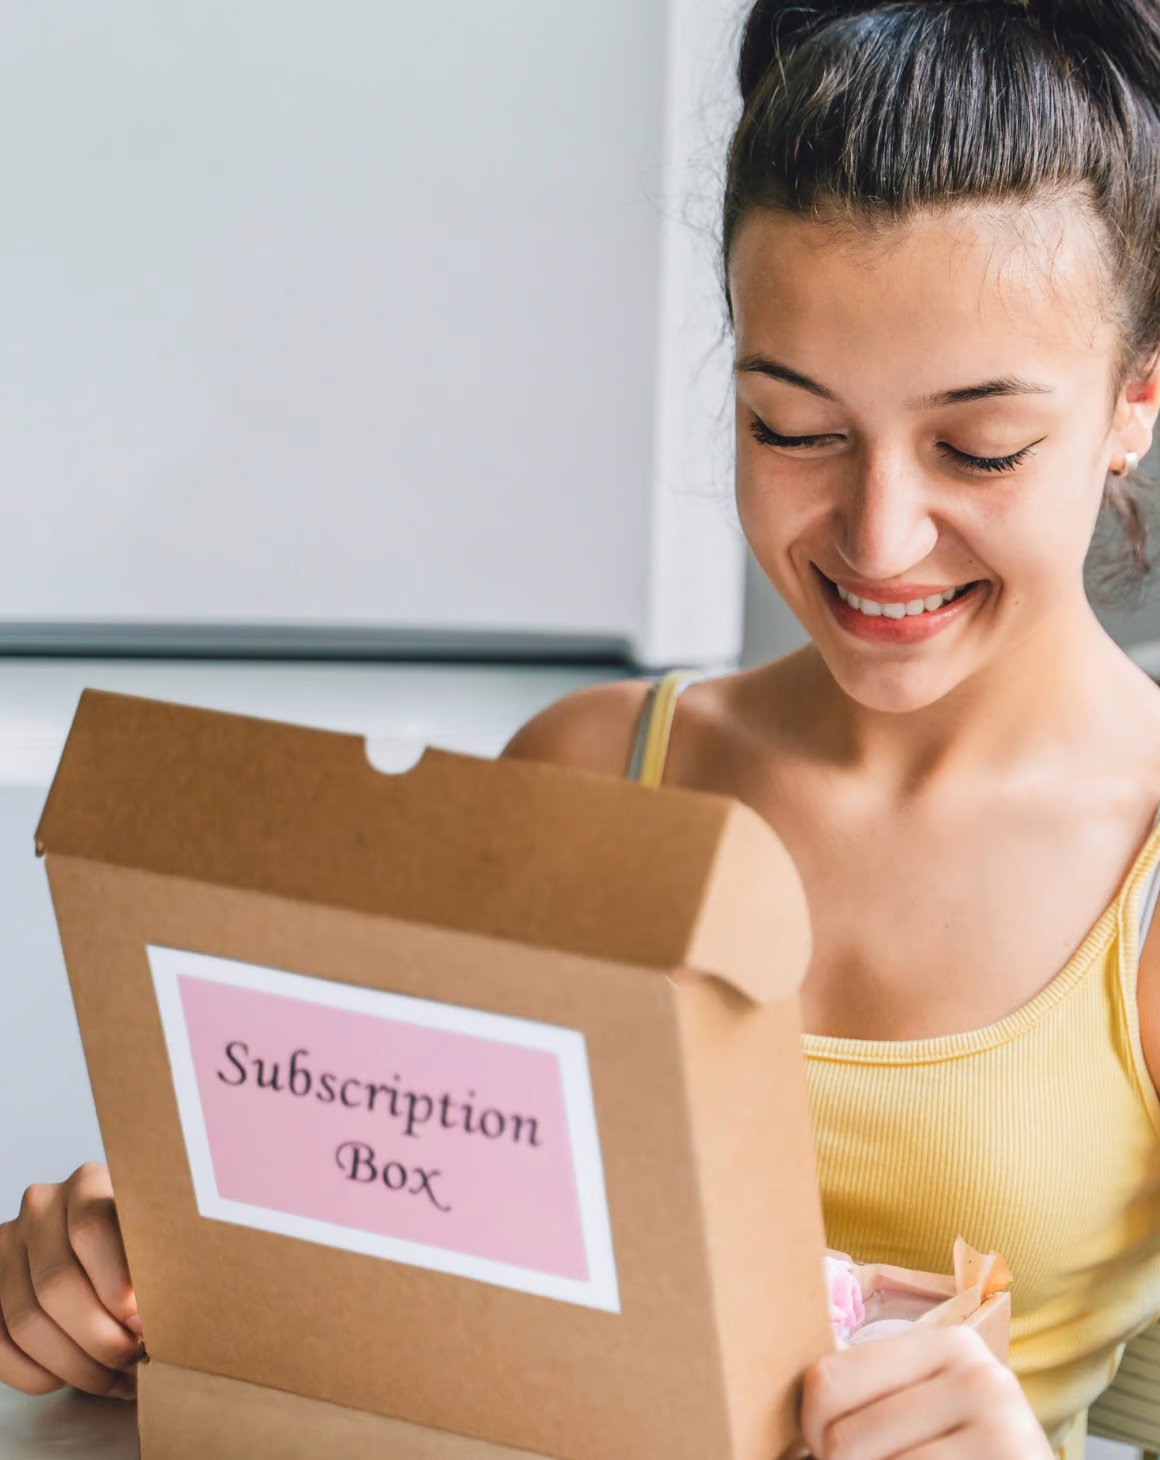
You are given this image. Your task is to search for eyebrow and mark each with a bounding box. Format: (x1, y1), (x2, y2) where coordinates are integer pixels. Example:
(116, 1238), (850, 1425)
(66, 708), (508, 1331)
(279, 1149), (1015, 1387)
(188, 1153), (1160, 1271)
(734, 354), (1055, 410)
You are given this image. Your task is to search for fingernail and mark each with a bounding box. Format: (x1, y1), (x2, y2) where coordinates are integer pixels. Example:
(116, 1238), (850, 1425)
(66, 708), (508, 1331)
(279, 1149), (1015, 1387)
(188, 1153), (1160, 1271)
(124, 1314), (143, 1336)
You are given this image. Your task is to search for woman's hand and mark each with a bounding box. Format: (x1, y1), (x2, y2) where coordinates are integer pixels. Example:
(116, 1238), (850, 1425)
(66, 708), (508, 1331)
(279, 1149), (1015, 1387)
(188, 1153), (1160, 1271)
(801, 1324), (1054, 1458)
(0, 1163), (142, 1401)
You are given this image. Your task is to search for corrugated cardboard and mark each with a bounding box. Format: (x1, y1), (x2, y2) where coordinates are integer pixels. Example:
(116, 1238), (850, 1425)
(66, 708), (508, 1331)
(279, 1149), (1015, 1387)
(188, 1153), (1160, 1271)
(35, 687), (837, 1460)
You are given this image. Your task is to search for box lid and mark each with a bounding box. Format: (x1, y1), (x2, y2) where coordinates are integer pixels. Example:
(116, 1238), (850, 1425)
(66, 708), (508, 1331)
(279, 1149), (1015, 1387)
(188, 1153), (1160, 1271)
(35, 688), (811, 1004)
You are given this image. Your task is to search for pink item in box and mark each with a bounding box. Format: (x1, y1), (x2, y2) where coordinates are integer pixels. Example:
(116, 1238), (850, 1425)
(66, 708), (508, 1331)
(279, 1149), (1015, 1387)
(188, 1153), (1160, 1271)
(822, 1255), (865, 1345)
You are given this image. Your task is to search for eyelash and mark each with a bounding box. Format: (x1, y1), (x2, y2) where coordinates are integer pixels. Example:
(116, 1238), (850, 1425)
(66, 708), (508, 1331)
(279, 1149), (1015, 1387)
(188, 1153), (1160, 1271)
(747, 418), (1038, 475)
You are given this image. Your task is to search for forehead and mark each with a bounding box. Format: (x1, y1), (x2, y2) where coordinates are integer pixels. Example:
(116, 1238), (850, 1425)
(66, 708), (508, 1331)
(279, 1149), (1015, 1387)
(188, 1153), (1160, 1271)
(727, 201), (1112, 366)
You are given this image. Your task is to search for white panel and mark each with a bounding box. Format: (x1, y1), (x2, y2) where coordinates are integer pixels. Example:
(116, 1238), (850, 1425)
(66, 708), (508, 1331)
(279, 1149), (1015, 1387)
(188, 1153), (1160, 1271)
(645, 0), (748, 666)
(0, 3), (750, 662)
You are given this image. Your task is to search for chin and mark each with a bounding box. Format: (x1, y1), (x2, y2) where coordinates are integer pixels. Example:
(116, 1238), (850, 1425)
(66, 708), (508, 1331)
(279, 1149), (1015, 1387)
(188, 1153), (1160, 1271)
(820, 651), (966, 715)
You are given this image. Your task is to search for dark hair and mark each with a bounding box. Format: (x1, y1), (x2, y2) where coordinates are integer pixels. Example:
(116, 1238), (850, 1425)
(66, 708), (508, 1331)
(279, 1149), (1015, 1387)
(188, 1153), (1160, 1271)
(721, 0), (1160, 601)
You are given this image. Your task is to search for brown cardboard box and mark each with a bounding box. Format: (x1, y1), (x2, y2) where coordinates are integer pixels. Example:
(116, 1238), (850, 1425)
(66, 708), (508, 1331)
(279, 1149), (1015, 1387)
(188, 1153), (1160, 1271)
(35, 689), (1011, 1460)
(35, 687), (835, 1460)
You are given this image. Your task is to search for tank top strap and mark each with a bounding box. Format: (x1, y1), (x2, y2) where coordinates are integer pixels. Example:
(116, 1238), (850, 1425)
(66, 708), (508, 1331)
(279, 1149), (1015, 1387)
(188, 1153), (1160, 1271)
(1104, 800), (1160, 1149)
(626, 668), (706, 788)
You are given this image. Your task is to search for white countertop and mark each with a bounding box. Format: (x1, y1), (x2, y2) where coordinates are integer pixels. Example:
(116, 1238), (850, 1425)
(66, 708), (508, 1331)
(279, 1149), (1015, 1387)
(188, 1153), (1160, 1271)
(0, 1385), (137, 1457)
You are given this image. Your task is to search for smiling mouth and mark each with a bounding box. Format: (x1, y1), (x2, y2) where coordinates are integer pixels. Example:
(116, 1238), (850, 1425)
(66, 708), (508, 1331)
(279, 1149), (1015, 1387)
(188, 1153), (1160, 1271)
(811, 565), (988, 638)
(830, 579), (979, 620)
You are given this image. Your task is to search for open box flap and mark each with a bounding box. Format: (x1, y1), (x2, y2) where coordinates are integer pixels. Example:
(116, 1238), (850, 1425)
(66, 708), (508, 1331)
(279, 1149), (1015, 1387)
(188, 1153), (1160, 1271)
(35, 688), (809, 1004)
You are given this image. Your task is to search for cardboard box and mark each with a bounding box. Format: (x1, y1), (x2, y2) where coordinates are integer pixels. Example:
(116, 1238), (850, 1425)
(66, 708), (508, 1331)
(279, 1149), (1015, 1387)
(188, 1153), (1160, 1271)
(35, 688), (834, 1460)
(35, 690), (1012, 1459)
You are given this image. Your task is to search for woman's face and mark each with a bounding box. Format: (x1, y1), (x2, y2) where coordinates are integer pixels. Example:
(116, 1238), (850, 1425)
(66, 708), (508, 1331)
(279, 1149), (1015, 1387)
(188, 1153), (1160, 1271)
(729, 202), (1148, 713)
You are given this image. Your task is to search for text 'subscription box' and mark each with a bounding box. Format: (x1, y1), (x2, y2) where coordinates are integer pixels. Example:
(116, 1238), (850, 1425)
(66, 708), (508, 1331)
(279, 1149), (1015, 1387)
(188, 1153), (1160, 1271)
(147, 945), (620, 1311)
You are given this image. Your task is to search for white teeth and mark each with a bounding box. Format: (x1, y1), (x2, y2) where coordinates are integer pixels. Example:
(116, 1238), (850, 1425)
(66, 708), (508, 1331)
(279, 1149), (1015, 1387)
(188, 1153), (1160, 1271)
(835, 582), (970, 619)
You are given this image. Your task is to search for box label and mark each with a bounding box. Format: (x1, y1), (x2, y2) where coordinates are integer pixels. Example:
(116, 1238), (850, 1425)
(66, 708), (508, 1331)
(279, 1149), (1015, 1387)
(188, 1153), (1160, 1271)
(147, 945), (619, 1311)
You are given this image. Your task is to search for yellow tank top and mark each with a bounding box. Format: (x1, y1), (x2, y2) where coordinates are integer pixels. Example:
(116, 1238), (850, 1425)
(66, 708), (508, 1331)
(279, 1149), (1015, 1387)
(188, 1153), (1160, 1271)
(629, 669), (1160, 1460)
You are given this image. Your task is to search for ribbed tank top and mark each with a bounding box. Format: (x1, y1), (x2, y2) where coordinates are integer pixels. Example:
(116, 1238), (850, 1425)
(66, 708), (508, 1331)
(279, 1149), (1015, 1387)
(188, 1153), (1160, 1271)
(628, 668), (1160, 1460)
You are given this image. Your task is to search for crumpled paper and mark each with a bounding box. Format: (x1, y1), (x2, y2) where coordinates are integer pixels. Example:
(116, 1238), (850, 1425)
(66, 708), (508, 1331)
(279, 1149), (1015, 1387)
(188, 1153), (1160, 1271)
(911, 1235), (1013, 1329)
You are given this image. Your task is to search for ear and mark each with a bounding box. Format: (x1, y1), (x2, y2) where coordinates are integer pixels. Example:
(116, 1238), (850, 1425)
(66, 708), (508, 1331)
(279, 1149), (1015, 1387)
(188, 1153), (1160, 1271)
(1112, 350), (1160, 465)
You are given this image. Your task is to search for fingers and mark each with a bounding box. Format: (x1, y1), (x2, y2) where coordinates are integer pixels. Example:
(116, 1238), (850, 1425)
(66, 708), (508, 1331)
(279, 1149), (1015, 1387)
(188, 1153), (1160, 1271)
(0, 1165), (141, 1403)
(63, 1163), (141, 1338)
(888, 1401), (1056, 1460)
(810, 1359), (986, 1459)
(27, 1176), (141, 1372)
(0, 1230), (66, 1398)
(800, 1325), (992, 1458)
(3, 1202), (135, 1400)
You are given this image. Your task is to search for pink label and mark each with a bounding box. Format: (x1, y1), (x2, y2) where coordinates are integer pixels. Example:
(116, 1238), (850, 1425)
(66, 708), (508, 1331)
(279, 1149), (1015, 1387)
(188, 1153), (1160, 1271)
(147, 948), (618, 1309)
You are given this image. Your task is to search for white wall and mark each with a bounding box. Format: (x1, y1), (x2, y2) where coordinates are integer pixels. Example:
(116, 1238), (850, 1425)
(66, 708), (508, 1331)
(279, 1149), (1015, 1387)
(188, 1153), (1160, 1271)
(0, 1), (747, 667)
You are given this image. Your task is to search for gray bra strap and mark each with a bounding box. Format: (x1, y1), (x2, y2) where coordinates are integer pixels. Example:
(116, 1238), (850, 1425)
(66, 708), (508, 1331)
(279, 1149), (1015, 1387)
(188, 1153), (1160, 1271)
(1139, 802), (1160, 948)
(625, 681), (659, 782)
(625, 673), (702, 782)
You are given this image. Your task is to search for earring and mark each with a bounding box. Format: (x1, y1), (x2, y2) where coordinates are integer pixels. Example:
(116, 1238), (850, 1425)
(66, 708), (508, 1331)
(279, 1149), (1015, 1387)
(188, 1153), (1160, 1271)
(1111, 450), (1140, 478)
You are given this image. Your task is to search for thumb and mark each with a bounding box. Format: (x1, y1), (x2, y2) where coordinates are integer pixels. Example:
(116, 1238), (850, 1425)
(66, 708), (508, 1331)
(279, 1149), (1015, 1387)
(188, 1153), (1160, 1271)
(122, 1292), (143, 1336)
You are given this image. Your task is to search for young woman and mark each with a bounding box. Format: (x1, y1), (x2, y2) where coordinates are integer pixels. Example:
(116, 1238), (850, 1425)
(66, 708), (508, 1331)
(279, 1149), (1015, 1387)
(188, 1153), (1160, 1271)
(2, 2), (1159, 1456)
(506, 4), (1160, 1455)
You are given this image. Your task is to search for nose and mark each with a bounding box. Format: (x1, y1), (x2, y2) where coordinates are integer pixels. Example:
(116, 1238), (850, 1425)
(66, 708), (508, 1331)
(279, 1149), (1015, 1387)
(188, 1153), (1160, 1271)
(833, 459), (939, 582)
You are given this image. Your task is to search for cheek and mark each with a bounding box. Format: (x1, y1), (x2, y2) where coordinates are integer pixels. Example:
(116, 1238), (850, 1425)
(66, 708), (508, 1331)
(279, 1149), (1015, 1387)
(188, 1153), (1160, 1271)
(964, 478), (1099, 585)
(735, 456), (829, 550)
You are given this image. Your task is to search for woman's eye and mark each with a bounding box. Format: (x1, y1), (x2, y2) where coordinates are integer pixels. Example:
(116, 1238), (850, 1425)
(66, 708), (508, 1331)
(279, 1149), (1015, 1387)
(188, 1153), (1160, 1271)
(748, 418), (835, 450)
(747, 416), (1042, 476)
(937, 442), (1040, 474)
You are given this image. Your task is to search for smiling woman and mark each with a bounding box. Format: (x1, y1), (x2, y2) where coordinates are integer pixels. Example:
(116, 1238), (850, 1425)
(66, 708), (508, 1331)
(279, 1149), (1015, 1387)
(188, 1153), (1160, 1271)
(497, 3), (1160, 1451)
(692, 2), (1160, 1456)
(6, 3), (1160, 1457)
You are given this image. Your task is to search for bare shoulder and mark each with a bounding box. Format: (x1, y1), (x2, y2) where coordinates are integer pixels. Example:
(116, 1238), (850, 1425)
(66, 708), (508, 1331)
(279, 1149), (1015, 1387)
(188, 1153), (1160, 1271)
(498, 677), (659, 780)
(498, 662), (785, 787)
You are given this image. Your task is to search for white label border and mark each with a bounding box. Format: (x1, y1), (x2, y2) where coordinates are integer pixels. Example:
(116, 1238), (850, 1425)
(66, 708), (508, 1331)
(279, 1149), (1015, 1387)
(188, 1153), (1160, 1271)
(146, 944), (620, 1313)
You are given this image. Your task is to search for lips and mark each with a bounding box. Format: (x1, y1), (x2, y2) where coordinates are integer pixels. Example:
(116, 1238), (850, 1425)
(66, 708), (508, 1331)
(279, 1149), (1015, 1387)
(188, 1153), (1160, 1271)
(814, 566), (986, 644)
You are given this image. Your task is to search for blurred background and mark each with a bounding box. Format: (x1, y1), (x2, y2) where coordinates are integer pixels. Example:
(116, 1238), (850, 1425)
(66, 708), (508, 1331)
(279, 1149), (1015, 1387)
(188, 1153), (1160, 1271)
(0, 0), (744, 1207)
(0, 5), (1156, 1454)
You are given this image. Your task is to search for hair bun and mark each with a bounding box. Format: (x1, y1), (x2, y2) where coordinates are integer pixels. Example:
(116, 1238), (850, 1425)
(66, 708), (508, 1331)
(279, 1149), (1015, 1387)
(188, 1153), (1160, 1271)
(1030, 0), (1160, 102)
(737, 0), (1160, 109)
(737, 0), (847, 104)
